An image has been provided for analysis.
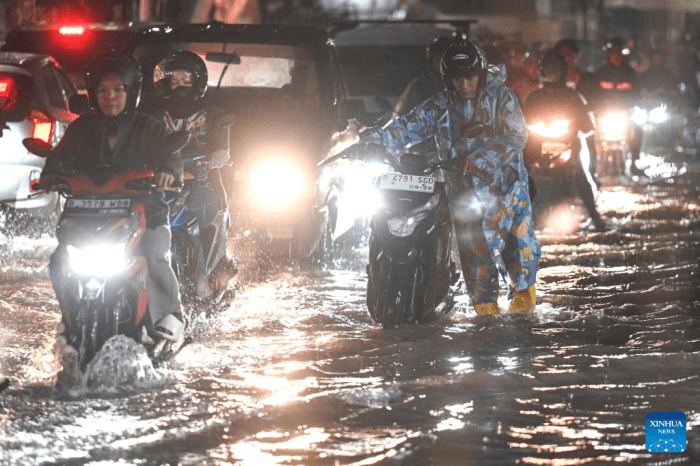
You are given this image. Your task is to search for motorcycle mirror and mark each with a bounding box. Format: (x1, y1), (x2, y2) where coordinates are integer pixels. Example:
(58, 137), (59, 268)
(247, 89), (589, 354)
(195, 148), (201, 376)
(23, 137), (53, 157)
(460, 121), (486, 139)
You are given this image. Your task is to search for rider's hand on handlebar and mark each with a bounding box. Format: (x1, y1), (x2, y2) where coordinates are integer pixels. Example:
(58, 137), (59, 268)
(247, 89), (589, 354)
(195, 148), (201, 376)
(153, 171), (176, 189)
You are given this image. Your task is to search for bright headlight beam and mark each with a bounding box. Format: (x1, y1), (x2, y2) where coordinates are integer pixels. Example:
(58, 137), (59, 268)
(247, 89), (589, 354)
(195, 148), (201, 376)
(252, 160), (305, 210)
(67, 244), (127, 277)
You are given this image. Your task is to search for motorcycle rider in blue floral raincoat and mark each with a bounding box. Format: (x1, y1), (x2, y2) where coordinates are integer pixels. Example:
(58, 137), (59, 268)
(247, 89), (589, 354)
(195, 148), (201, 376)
(353, 40), (541, 314)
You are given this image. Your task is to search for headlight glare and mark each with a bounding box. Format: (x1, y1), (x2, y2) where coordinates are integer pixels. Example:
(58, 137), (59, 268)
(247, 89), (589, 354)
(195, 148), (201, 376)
(67, 244), (127, 277)
(252, 160), (305, 210)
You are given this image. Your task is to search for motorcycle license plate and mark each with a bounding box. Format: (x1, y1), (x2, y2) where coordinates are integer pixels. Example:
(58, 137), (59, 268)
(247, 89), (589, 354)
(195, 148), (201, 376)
(379, 173), (435, 193)
(542, 141), (568, 154)
(63, 198), (132, 218)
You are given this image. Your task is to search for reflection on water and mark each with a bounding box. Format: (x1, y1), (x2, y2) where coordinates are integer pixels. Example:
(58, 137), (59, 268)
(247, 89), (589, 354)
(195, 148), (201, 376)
(1, 155), (699, 465)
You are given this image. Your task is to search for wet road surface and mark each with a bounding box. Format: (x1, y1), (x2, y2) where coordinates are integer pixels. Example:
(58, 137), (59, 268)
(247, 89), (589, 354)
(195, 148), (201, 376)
(1, 150), (699, 465)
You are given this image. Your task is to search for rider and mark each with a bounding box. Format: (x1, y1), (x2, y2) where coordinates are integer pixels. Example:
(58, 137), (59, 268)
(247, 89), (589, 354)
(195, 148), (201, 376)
(522, 50), (606, 231)
(150, 50), (238, 299)
(39, 52), (185, 343)
(553, 38), (598, 101)
(349, 39), (541, 315)
(591, 38), (643, 175)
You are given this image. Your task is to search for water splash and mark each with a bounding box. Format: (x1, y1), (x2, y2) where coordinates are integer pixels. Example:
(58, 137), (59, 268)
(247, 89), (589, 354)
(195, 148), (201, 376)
(55, 334), (163, 392)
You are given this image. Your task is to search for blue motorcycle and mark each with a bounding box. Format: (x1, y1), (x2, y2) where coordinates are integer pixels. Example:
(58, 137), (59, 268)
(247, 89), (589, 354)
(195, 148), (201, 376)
(166, 155), (236, 304)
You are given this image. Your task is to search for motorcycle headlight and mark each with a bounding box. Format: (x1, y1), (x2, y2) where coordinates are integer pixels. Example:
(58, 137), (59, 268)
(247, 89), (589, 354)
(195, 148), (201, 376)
(385, 193), (440, 237)
(251, 159), (305, 211)
(631, 106), (648, 125)
(67, 243), (128, 277)
(528, 119), (570, 138)
(649, 104), (668, 124)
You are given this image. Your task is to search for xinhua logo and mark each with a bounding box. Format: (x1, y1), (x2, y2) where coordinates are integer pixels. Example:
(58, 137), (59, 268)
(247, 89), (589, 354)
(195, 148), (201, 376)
(646, 411), (686, 452)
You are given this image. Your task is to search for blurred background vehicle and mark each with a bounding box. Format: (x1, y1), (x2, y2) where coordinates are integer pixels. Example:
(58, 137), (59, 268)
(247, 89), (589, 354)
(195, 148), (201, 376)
(1, 23), (151, 90)
(0, 52), (78, 235)
(332, 20), (473, 126)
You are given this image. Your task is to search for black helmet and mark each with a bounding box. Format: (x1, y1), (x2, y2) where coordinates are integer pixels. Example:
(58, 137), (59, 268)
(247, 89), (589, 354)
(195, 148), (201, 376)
(426, 36), (453, 74)
(153, 50), (208, 99)
(86, 52), (142, 111)
(538, 50), (568, 84)
(441, 40), (488, 91)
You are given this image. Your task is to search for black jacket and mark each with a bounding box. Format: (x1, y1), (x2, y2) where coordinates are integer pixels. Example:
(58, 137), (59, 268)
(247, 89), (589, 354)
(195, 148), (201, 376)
(43, 110), (183, 228)
(44, 110), (182, 178)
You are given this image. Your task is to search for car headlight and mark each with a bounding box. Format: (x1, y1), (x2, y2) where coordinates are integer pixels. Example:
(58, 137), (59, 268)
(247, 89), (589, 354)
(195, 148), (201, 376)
(385, 193), (440, 237)
(251, 159), (305, 211)
(67, 243), (127, 277)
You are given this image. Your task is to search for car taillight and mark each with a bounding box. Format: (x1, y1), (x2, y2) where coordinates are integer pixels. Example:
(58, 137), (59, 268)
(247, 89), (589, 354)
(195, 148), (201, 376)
(29, 170), (41, 193)
(599, 81), (614, 90)
(29, 109), (54, 144)
(616, 81), (632, 91)
(59, 26), (85, 35)
(0, 79), (12, 98)
(0, 77), (18, 112)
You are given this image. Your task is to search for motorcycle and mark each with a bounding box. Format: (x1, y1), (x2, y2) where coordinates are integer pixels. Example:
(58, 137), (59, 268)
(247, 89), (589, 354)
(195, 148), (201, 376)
(525, 113), (603, 231)
(166, 153), (236, 304)
(318, 122), (484, 327)
(595, 107), (633, 178)
(30, 167), (181, 369)
(23, 135), (189, 370)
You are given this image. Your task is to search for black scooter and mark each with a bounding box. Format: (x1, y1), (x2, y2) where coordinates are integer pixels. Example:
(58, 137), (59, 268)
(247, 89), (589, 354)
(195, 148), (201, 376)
(319, 122), (484, 327)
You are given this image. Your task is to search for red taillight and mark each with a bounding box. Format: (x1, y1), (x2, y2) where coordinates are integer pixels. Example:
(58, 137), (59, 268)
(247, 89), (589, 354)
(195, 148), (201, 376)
(29, 109), (54, 144)
(29, 170), (41, 193)
(0, 79), (12, 98)
(616, 81), (632, 91)
(0, 77), (19, 112)
(59, 26), (85, 36)
(599, 81), (614, 90)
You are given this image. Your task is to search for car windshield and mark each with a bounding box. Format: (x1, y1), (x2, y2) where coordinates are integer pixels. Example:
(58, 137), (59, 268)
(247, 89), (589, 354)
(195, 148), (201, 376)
(135, 40), (326, 160)
(136, 42), (320, 112)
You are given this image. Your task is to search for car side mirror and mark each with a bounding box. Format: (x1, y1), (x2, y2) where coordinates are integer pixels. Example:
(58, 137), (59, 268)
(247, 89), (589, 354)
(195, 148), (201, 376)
(23, 137), (53, 157)
(69, 94), (90, 115)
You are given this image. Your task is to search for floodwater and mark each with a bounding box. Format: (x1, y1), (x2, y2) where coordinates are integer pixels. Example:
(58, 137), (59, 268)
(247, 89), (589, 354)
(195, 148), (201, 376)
(1, 148), (699, 465)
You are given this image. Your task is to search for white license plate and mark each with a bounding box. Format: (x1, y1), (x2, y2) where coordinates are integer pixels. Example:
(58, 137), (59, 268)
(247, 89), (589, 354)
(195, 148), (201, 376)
(65, 198), (132, 209)
(63, 198), (133, 218)
(542, 142), (568, 154)
(379, 173), (435, 193)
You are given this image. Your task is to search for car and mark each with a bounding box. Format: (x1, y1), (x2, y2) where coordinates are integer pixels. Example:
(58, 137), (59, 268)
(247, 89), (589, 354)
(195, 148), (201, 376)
(131, 23), (363, 261)
(332, 20), (472, 125)
(1, 23), (152, 90)
(0, 52), (79, 232)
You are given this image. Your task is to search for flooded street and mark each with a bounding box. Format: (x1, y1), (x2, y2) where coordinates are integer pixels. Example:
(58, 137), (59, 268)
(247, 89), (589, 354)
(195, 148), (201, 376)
(1, 149), (700, 465)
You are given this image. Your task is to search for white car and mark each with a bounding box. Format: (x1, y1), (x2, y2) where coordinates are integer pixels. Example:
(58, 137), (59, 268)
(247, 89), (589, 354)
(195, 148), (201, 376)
(0, 52), (78, 225)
